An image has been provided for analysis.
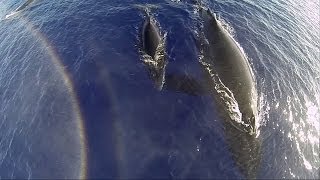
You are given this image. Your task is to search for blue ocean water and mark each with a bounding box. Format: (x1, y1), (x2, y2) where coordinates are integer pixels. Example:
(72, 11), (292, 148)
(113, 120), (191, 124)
(0, 0), (319, 179)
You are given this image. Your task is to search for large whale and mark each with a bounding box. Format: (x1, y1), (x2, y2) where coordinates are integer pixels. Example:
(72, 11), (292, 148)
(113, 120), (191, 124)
(140, 12), (167, 90)
(162, 7), (261, 179)
(198, 8), (258, 134)
(139, 4), (260, 178)
(203, 6), (261, 178)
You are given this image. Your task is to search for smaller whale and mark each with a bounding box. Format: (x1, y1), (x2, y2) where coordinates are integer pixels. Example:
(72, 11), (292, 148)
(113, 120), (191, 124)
(5, 0), (35, 19)
(142, 16), (161, 58)
(15, 0), (35, 12)
(140, 12), (167, 90)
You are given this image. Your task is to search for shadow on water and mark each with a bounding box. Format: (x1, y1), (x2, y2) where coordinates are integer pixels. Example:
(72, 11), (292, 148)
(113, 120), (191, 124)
(155, 4), (262, 179)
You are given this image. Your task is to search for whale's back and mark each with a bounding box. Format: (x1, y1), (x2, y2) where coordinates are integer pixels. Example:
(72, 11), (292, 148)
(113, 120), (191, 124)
(199, 8), (257, 132)
(142, 17), (161, 58)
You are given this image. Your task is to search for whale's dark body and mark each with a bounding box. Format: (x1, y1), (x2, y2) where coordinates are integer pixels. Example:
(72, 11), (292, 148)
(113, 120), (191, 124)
(198, 8), (261, 179)
(198, 8), (257, 133)
(140, 6), (260, 178)
(142, 16), (161, 58)
(141, 14), (167, 90)
(161, 7), (261, 179)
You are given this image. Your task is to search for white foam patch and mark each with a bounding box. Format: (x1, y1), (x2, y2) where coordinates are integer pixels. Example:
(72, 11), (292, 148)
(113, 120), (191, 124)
(256, 91), (269, 137)
(5, 11), (20, 19)
(134, 4), (160, 14)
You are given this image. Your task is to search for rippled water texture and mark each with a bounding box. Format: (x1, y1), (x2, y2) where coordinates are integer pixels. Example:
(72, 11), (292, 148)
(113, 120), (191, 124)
(0, 0), (319, 179)
(219, 0), (320, 178)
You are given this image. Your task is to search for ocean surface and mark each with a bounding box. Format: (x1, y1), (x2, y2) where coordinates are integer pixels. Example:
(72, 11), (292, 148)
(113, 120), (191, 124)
(0, 0), (319, 179)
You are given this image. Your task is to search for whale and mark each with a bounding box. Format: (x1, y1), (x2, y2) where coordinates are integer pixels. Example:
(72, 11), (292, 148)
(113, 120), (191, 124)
(161, 7), (261, 179)
(138, 4), (260, 178)
(142, 16), (161, 59)
(140, 12), (167, 90)
(198, 8), (258, 134)
(15, 0), (35, 12)
(5, 0), (35, 19)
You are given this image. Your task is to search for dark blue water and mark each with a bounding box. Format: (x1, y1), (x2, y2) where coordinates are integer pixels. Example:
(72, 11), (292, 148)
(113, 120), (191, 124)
(0, 0), (319, 179)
